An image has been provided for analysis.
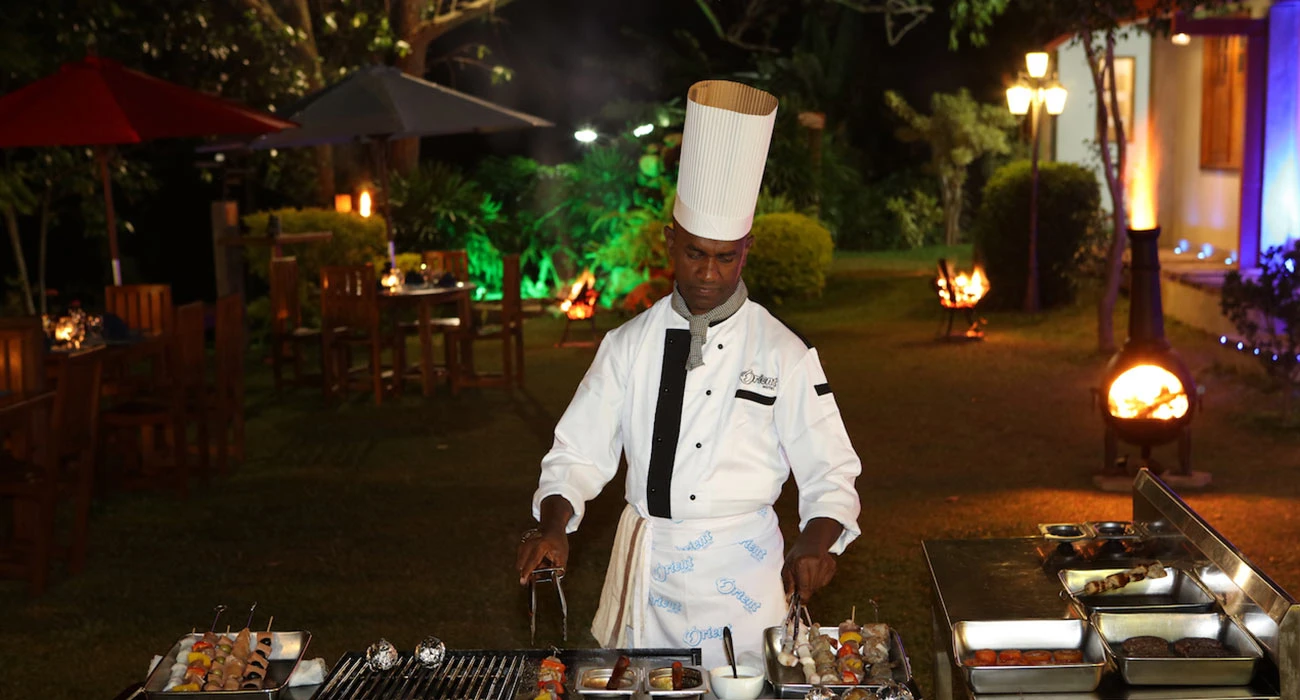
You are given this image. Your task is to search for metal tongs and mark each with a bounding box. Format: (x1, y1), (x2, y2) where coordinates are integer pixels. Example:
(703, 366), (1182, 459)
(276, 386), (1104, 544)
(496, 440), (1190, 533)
(528, 566), (568, 645)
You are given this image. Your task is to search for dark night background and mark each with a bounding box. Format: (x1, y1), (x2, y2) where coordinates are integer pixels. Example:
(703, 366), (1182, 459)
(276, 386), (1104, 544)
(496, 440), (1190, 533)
(2, 0), (1044, 308)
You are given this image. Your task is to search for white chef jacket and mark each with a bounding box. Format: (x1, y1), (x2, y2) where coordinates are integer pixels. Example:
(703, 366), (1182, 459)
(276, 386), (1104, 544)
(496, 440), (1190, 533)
(532, 295), (862, 662)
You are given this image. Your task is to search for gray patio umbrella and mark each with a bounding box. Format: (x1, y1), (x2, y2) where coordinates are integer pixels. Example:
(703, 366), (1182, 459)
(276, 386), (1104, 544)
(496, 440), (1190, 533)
(218, 65), (553, 262)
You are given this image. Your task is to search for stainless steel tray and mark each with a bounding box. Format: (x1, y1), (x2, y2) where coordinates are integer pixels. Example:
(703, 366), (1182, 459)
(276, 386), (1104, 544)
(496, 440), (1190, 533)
(143, 631), (312, 699)
(951, 619), (1105, 694)
(1059, 566), (1219, 614)
(1092, 611), (1264, 686)
(763, 625), (913, 697)
(575, 666), (640, 696)
(645, 665), (709, 696)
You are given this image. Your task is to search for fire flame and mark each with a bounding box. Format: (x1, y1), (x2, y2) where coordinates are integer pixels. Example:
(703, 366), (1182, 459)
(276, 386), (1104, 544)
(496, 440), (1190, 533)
(560, 270), (598, 320)
(359, 190), (373, 218)
(1129, 146), (1158, 231)
(380, 269), (402, 289)
(937, 266), (990, 308)
(1107, 364), (1189, 420)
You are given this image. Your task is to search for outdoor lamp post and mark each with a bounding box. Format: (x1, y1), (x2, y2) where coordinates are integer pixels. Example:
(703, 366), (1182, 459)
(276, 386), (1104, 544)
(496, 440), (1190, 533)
(1007, 51), (1067, 313)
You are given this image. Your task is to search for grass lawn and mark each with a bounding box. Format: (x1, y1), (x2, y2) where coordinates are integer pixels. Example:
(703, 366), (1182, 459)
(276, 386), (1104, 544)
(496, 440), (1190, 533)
(3, 245), (1298, 700)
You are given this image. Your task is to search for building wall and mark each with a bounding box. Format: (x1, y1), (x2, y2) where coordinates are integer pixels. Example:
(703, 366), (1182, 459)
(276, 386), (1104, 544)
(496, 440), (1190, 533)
(1151, 36), (1241, 257)
(1260, 0), (1300, 255)
(1054, 31), (1152, 205)
(1054, 31), (1243, 256)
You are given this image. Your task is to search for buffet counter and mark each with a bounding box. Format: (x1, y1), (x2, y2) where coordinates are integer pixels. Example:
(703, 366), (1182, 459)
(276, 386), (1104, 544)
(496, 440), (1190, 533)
(925, 470), (1298, 700)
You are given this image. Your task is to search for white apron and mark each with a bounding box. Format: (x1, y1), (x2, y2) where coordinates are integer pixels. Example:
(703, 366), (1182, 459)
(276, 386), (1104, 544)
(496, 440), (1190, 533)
(592, 504), (786, 670)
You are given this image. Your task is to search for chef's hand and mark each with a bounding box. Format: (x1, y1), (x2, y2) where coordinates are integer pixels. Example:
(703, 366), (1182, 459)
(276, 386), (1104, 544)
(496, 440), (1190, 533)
(516, 495), (575, 585)
(782, 517), (844, 602)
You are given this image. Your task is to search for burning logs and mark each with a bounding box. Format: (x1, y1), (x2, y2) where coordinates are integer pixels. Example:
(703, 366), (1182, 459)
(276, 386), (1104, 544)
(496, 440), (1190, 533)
(936, 258), (989, 340)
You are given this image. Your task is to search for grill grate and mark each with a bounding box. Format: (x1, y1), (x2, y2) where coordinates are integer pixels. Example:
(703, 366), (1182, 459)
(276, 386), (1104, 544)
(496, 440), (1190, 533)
(312, 652), (527, 700)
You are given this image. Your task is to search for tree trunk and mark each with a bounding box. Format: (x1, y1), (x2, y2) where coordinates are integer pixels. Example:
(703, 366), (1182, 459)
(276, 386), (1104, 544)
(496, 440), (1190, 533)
(38, 188), (50, 316)
(3, 205), (35, 314)
(941, 174), (963, 246)
(312, 145), (336, 206)
(391, 41), (430, 176)
(285, 0), (334, 204)
(389, 0), (525, 175)
(1084, 32), (1129, 354)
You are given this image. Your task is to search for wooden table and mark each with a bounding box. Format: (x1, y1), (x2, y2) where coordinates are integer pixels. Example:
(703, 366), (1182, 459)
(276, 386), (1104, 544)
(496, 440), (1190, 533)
(45, 335), (167, 392)
(378, 283), (476, 397)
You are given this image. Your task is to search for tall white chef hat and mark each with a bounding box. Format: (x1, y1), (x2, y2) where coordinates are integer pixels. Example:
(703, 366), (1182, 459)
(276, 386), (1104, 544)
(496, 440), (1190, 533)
(672, 80), (778, 241)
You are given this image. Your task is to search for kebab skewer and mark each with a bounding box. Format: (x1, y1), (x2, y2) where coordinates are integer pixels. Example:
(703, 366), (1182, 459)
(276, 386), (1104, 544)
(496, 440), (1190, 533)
(1081, 562), (1167, 596)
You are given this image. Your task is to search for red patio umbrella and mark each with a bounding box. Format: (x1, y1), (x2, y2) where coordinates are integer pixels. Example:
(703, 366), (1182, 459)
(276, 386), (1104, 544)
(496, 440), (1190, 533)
(0, 56), (295, 284)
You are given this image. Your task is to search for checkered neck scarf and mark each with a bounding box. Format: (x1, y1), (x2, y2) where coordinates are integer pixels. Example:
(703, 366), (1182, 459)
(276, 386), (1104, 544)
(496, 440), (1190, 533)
(670, 279), (748, 371)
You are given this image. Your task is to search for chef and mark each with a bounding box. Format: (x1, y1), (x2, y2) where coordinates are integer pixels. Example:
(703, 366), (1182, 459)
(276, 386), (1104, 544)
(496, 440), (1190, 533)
(516, 80), (862, 668)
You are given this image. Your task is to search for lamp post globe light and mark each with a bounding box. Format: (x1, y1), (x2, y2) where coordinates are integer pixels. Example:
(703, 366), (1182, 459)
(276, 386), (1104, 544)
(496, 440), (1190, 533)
(1006, 52), (1068, 313)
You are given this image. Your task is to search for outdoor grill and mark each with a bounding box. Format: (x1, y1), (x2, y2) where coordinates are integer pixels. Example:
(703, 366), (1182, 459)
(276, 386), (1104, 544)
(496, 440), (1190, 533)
(312, 651), (528, 700)
(310, 649), (701, 700)
(1095, 226), (1201, 483)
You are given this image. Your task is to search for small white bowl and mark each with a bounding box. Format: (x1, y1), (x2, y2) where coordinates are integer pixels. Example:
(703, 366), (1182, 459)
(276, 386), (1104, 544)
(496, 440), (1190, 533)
(709, 664), (765, 700)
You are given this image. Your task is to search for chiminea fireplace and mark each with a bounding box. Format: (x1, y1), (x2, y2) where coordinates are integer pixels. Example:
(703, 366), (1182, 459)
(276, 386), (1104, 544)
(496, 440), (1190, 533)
(1095, 226), (1202, 483)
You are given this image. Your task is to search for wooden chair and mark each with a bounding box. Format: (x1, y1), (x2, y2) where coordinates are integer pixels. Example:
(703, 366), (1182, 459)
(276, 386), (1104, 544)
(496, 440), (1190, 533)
(104, 285), (172, 396)
(48, 347), (104, 575)
(0, 392), (56, 595)
(320, 265), (404, 405)
(447, 254), (525, 394)
(422, 250), (470, 282)
(211, 294), (245, 473)
(269, 257), (322, 392)
(104, 284), (172, 336)
(99, 302), (205, 497)
(0, 316), (46, 396)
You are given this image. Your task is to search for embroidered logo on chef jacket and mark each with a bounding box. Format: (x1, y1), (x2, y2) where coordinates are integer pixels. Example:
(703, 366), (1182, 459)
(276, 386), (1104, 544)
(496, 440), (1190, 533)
(652, 555), (696, 582)
(739, 369), (778, 390)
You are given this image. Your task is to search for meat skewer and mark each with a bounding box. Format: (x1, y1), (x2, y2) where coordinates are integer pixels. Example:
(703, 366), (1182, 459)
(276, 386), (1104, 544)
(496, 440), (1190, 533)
(1082, 562), (1167, 595)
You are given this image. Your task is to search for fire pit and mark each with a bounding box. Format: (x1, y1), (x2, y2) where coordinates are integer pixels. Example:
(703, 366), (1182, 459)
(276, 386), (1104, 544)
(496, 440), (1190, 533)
(935, 258), (989, 340)
(557, 270), (599, 347)
(1094, 225), (1205, 490)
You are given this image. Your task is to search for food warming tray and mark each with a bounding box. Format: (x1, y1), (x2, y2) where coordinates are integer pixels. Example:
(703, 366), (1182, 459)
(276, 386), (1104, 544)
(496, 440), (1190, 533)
(763, 625), (914, 698)
(645, 665), (709, 697)
(143, 631), (312, 699)
(1092, 611), (1265, 686)
(575, 666), (640, 696)
(1059, 566), (1219, 614)
(951, 619), (1106, 694)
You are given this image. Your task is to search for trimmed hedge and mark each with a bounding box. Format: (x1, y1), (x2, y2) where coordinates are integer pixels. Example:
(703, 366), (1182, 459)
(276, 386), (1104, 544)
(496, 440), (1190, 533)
(743, 213), (834, 304)
(970, 160), (1100, 310)
(243, 208), (387, 288)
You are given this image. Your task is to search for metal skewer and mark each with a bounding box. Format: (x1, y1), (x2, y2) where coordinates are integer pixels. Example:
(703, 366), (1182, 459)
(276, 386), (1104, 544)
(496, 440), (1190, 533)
(245, 601), (259, 630)
(209, 604), (228, 633)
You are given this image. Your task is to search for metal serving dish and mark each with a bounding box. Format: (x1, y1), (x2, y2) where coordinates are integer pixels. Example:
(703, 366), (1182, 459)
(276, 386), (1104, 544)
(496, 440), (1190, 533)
(1092, 611), (1264, 686)
(763, 625), (913, 698)
(576, 666), (640, 696)
(143, 631), (312, 699)
(1038, 523), (1097, 541)
(1059, 566), (1219, 614)
(645, 665), (709, 696)
(952, 619), (1105, 694)
(1088, 520), (1141, 540)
